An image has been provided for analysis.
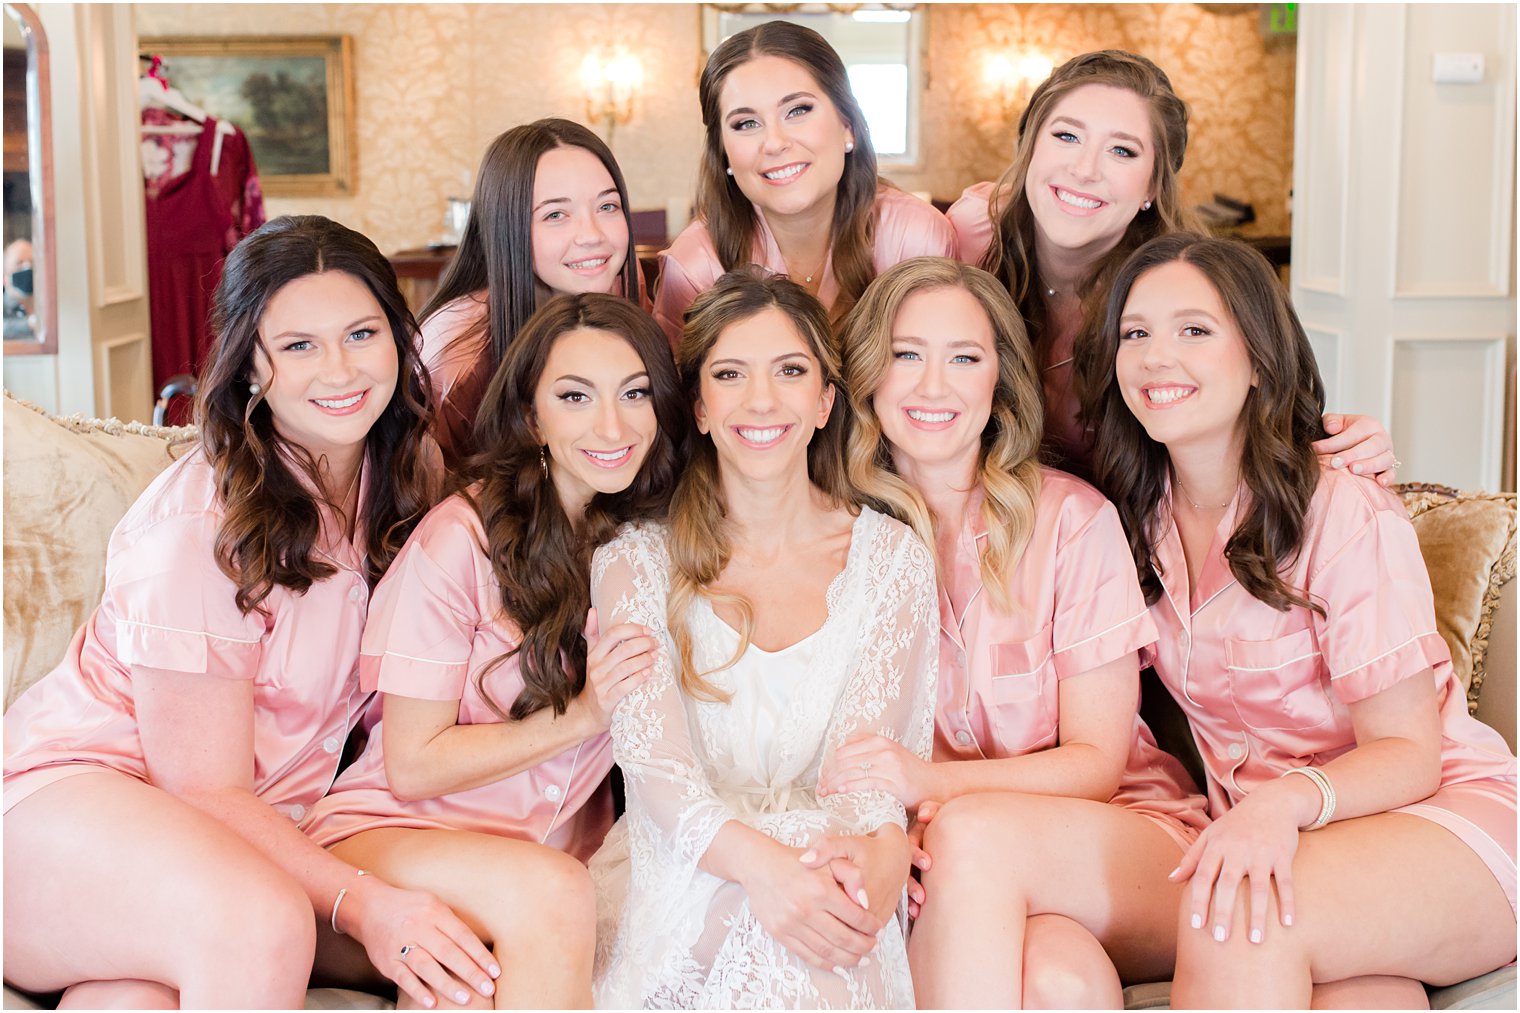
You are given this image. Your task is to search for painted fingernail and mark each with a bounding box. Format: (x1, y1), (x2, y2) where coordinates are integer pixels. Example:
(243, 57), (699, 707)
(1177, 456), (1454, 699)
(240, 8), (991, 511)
(799, 849), (817, 863)
(916, 856), (930, 869)
(1331, 456), (1345, 469)
(860, 956), (871, 968)
(1351, 463), (1364, 474)
(1167, 866), (1181, 880)
(1213, 925), (1226, 942)
(856, 888), (870, 907)
(481, 981), (495, 995)
(1191, 914), (1202, 929)
(455, 990), (469, 1005)
(423, 998), (435, 1009)
(1283, 914), (1294, 927)
(833, 965), (849, 977)
(1250, 929), (1262, 944)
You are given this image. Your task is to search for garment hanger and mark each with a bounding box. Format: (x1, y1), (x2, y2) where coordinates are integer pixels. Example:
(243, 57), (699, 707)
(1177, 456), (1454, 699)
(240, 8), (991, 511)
(138, 55), (236, 175)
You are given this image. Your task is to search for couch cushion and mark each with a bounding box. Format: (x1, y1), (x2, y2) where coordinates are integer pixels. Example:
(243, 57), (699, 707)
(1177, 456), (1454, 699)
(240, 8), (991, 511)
(2, 394), (195, 709)
(1395, 483), (1517, 712)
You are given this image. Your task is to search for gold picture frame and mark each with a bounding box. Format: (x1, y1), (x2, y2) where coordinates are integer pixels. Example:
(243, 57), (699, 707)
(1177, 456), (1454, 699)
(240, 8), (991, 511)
(139, 35), (355, 197)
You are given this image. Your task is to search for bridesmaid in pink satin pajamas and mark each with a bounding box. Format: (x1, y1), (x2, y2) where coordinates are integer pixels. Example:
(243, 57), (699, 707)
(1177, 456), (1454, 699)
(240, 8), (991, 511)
(3, 217), (505, 1009)
(303, 292), (689, 1009)
(1091, 233), (1516, 1007)
(819, 257), (1208, 1008)
(655, 21), (952, 350)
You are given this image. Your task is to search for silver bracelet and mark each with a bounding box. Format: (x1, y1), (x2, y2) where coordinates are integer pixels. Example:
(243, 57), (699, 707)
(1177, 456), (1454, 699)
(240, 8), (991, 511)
(1281, 766), (1336, 830)
(330, 869), (368, 935)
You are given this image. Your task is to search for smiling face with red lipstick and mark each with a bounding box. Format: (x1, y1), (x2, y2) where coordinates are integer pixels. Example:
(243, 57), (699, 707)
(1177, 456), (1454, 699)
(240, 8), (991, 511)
(1024, 82), (1157, 266)
(250, 269), (399, 472)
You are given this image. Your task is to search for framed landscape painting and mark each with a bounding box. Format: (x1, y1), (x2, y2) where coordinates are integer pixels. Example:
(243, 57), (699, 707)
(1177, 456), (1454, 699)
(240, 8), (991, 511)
(140, 35), (355, 197)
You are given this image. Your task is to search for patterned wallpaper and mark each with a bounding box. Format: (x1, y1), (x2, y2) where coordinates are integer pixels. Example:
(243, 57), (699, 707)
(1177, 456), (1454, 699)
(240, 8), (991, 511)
(134, 3), (1294, 255)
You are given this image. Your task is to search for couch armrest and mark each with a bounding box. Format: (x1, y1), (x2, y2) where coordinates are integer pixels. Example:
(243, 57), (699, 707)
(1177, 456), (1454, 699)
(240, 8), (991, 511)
(1473, 575), (1515, 752)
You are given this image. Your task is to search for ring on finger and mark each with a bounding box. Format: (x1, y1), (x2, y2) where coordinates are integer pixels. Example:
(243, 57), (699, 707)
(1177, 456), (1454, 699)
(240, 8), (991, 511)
(399, 944), (414, 959)
(1392, 457), (1402, 470)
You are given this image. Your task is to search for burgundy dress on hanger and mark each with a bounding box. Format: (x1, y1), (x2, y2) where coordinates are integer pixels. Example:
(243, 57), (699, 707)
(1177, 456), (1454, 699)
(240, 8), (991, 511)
(144, 115), (263, 421)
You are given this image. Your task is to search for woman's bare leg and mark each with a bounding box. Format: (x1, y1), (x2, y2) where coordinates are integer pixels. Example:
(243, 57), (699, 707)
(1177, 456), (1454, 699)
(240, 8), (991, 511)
(1020, 914), (1123, 1009)
(1171, 812), (1514, 1009)
(1311, 975), (1430, 1009)
(57, 979), (178, 1009)
(3, 770), (315, 1008)
(327, 827), (596, 1010)
(908, 792), (1186, 1008)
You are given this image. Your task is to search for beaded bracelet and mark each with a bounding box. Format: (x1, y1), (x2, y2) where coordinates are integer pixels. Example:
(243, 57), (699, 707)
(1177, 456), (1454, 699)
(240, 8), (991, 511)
(1281, 766), (1336, 830)
(331, 869), (368, 935)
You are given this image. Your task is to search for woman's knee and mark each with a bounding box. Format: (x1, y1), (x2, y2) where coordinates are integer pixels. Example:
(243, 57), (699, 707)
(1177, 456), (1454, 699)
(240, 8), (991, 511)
(195, 859), (315, 970)
(1022, 915), (1123, 1009)
(481, 846), (596, 948)
(922, 793), (1020, 868)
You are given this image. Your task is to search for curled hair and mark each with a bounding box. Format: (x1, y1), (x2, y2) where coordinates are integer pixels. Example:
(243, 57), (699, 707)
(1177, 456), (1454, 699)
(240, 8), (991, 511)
(460, 293), (688, 720)
(977, 51), (1198, 456)
(196, 215), (436, 614)
(839, 257), (1043, 611)
(1089, 233), (1327, 614)
(696, 20), (881, 321)
(669, 268), (852, 700)
(421, 118), (640, 451)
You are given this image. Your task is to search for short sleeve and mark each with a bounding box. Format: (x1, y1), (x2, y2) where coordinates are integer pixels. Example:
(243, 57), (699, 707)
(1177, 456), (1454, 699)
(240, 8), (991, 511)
(1050, 488), (1157, 680)
(360, 499), (489, 700)
(1310, 486), (1451, 705)
(872, 188), (955, 265)
(946, 182), (997, 266)
(110, 511), (265, 679)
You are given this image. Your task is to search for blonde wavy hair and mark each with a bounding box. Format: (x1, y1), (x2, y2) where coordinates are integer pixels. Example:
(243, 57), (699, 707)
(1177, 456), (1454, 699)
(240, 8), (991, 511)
(669, 268), (853, 700)
(839, 257), (1042, 611)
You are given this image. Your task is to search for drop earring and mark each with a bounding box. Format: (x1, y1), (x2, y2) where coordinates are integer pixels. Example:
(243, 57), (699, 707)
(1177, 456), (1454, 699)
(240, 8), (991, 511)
(539, 445), (549, 479)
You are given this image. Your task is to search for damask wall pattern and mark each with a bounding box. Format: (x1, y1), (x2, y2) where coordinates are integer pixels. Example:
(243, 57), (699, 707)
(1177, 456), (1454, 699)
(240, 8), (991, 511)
(134, 3), (1293, 256)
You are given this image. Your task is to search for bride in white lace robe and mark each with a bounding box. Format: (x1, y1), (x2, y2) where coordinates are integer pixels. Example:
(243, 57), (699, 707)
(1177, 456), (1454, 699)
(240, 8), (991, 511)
(589, 509), (937, 1008)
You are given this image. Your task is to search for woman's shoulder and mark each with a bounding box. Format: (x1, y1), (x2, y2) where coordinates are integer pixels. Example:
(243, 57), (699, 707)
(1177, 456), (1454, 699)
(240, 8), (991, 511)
(118, 446), (222, 538)
(596, 518), (674, 566)
(856, 504), (934, 574)
(872, 185), (954, 257)
(419, 292), (489, 375)
(409, 489), (489, 554)
(945, 181), (1001, 265)
(1304, 462), (1413, 550)
(661, 220), (720, 272)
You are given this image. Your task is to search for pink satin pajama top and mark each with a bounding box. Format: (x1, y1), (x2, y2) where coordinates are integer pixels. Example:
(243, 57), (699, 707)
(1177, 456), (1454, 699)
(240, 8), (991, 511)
(653, 186), (955, 348)
(1144, 466), (1516, 908)
(935, 469), (1210, 847)
(304, 491), (614, 862)
(4, 450), (372, 824)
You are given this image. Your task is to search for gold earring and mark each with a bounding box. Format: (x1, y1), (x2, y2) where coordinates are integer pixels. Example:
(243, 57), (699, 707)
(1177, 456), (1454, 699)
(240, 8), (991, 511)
(539, 445), (549, 478)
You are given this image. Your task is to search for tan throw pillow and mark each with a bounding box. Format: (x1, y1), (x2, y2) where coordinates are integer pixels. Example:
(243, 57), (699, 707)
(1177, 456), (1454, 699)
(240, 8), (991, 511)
(2, 394), (197, 709)
(1396, 482), (1517, 713)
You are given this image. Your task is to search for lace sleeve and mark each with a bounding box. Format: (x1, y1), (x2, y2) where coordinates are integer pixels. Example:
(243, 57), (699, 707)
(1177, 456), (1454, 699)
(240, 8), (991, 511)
(820, 518), (939, 834)
(591, 524), (738, 865)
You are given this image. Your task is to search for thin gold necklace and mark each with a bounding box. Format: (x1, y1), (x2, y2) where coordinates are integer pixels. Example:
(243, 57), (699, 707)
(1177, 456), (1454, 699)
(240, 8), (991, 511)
(1175, 474), (1238, 511)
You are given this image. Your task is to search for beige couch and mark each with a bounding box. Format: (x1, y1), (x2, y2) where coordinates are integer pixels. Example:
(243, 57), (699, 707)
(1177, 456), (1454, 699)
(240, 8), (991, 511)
(3, 392), (1515, 1010)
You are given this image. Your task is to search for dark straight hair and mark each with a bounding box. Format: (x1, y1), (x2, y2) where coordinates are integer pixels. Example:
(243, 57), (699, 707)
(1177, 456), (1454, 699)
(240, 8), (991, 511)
(421, 118), (641, 369)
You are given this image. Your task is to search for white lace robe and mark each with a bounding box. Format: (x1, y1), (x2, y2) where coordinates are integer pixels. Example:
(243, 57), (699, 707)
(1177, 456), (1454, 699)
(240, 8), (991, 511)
(588, 508), (939, 1009)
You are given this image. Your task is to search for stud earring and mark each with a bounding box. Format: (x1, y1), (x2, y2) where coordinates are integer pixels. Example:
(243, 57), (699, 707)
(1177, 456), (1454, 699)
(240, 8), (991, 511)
(1142, 200), (1153, 211)
(845, 142), (854, 153)
(248, 381), (262, 396)
(725, 166), (734, 176)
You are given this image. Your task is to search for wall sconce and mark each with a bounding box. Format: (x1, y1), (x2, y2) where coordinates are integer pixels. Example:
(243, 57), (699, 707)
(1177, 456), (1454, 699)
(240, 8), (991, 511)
(984, 52), (1054, 121)
(581, 49), (642, 142)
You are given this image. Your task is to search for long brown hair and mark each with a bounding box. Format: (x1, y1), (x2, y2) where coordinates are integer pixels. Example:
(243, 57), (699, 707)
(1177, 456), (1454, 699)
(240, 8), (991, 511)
(461, 293), (688, 720)
(669, 268), (852, 700)
(422, 118), (640, 373)
(696, 20), (881, 321)
(197, 215), (436, 614)
(839, 257), (1043, 611)
(979, 52), (1196, 438)
(1089, 233), (1327, 614)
